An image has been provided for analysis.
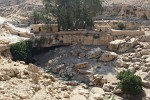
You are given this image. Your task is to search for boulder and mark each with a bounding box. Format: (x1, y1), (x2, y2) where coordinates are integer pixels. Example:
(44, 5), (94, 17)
(87, 48), (103, 59)
(143, 72), (150, 81)
(99, 52), (118, 62)
(90, 75), (107, 86)
(93, 94), (103, 100)
(113, 88), (123, 94)
(140, 50), (150, 55)
(70, 95), (86, 100)
(108, 40), (125, 52)
(142, 80), (150, 88)
(28, 64), (39, 73)
(102, 84), (111, 92)
(108, 38), (137, 53)
(138, 35), (150, 42)
(74, 62), (88, 69)
(0, 74), (10, 81)
(122, 57), (130, 62)
(52, 64), (65, 73)
(91, 87), (105, 95)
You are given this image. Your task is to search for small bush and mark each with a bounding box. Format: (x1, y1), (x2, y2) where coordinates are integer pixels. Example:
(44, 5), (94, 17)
(117, 70), (132, 80)
(117, 70), (143, 95)
(117, 22), (126, 30)
(10, 40), (33, 63)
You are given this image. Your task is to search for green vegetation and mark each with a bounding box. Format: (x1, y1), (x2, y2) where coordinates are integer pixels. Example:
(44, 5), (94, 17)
(43, 0), (102, 30)
(117, 70), (143, 95)
(10, 40), (33, 63)
(117, 22), (126, 30)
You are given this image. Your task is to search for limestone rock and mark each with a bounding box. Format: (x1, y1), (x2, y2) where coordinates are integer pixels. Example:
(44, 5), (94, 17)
(140, 50), (149, 55)
(108, 38), (137, 53)
(43, 73), (56, 82)
(122, 57), (130, 62)
(30, 73), (39, 84)
(142, 80), (150, 88)
(143, 72), (150, 81)
(63, 92), (70, 98)
(65, 81), (80, 86)
(102, 84), (111, 92)
(74, 62), (88, 69)
(113, 88), (122, 94)
(100, 52), (118, 62)
(28, 64), (39, 73)
(90, 75), (107, 86)
(0, 74), (10, 81)
(93, 94), (103, 100)
(52, 64), (65, 73)
(87, 48), (103, 59)
(138, 35), (150, 42)
(70, 95), (86, 100)
(91, 87), (105, 95)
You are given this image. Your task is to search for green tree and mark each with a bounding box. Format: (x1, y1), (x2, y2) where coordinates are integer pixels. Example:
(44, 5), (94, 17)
(117, 22), (126, 30)
(117, 70), (143, 95)
(43, 0), (102, 30)
(10, 40), (33, 63)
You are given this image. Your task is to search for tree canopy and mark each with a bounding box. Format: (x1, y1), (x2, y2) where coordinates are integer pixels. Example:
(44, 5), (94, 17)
(43, 0), (102, 30)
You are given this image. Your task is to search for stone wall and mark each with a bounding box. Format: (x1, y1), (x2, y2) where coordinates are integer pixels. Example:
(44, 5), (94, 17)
(94, 20), (142, 30)
(32, 24), (58, 33)
(111, 30), (145, 36)
(33, 29), (145, 47)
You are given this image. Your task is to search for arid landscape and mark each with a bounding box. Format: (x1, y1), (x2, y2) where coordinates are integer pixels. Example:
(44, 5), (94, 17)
(0, 0), (150, 100)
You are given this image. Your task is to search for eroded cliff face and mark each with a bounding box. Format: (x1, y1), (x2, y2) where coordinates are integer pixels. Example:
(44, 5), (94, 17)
(0, 0), (24, 6)
(95, 0), (150, 25)
(1, 0), (150, 25)
(0, 0), (44, 24)
(104, 5), (150, 20)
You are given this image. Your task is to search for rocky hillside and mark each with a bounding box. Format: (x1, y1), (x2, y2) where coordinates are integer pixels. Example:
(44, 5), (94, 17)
(104, 0), (150, 9)
(0, 0), (150, 25)
(96, 0), (150, 25)
(0, 0), (44, 24)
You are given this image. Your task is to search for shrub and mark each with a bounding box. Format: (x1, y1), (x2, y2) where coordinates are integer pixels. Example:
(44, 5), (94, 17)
(10, 40), (33, 63)
(117, 22), (126, 30)
(117, 70), (143, 95)
(117, 70), (132, 80)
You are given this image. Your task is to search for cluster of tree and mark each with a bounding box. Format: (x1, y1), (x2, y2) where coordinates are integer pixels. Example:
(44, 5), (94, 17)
(42, 0), (102, 31)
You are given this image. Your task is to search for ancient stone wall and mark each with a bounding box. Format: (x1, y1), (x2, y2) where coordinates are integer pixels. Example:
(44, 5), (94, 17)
(34, 29), (145, 47)
(94, 20), (142, 30)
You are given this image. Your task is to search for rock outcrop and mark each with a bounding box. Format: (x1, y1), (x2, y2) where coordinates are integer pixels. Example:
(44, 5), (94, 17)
(108, 38), (137, 53)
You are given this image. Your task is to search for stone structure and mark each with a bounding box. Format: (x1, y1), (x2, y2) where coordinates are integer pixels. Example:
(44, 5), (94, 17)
(139, 26), (150, 31)
(94, 20), (141, 30)
(32, 27), (144, 47)
(32, 24), (58, 33)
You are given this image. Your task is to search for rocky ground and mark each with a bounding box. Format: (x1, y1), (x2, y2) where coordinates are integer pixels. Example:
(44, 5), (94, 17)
(34, 35), (150, 100)
(0, 56), (125, 100)
(0, 0), (150, 100)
